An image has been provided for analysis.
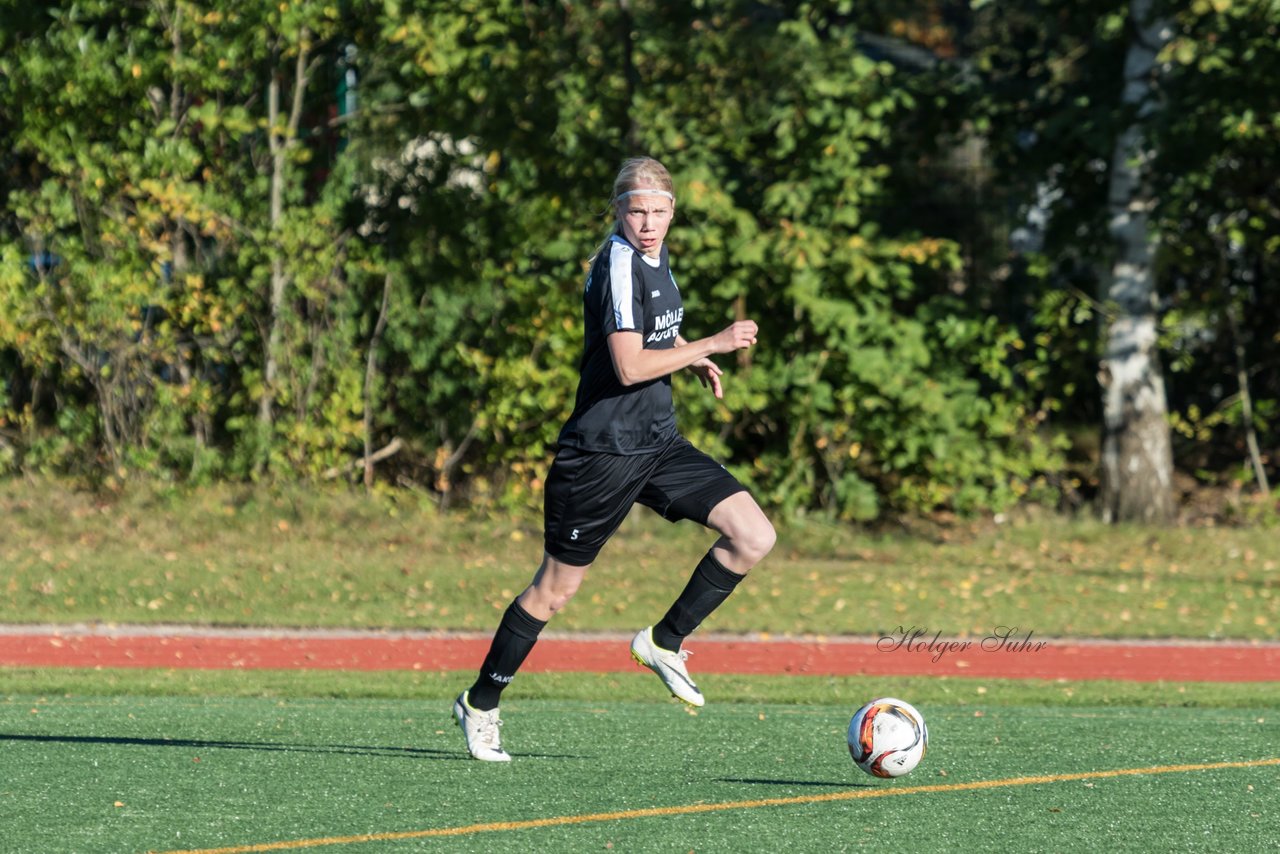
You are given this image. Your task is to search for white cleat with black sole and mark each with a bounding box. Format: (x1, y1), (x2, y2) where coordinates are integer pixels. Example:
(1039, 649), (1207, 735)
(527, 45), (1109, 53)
(453, 690), (512, 762)
(630, 626), (706, 707)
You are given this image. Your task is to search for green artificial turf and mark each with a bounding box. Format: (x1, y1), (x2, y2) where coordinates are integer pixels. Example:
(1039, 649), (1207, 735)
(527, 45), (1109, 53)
(1, 693), (1275, 853)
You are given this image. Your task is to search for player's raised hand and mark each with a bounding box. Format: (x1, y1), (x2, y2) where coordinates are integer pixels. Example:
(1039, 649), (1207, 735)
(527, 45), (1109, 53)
(711, 320), (758, 354)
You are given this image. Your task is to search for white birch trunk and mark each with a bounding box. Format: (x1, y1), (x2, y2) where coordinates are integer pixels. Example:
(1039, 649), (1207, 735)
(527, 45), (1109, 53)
(1099, 0), (1175, 524)
(257, 37), (312, 471)
(258, 71), (286, 439)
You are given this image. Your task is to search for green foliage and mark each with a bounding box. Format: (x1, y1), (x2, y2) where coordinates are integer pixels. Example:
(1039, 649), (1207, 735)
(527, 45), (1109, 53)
(618, 5), (1062, 518)
(0, 0), (389, 482)
(1152, 0), (1280, 484)
(0, 0), (1140, 520)
(967, 0), (1280, 496)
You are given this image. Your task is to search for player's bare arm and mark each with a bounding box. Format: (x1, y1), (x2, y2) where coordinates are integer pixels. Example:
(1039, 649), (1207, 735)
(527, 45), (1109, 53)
(607, 320), (757, 389)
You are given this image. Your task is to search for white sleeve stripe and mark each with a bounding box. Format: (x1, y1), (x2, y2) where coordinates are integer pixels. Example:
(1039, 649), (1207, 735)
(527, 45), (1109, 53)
(608, 239), (636, 330)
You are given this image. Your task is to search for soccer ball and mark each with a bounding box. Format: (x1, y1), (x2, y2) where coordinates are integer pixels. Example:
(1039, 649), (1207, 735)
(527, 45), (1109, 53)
(847, 697), (928, 778)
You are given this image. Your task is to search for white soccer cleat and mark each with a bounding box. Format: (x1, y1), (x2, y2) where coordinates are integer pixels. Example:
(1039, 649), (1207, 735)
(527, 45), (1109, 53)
(630, 627), (705, 707)
(453, 691), (512, 762)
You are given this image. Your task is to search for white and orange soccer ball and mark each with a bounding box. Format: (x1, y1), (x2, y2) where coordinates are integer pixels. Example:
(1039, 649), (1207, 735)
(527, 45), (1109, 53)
(847, 697), (929, 778)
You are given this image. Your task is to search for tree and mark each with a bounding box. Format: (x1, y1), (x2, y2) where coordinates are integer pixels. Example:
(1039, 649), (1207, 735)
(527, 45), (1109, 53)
(967, 0), (1176, 522)
(1, 1), (1071, 519)
(968, 0), (1280, 520)
(1098, 0), (1175, 523)
(0, 1), (385, 479)
(1154, 0), (1280, 502)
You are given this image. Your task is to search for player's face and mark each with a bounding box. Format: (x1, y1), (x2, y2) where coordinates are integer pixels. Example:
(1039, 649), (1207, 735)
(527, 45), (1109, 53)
(619, 195), (673, 258)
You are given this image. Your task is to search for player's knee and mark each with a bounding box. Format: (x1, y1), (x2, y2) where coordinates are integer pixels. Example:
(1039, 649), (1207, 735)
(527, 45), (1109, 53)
(523, 576), (582, 617)
(540, 579), (580, 614)
(751, 519), (778, 562)
(734, 518), (776, 567)
(546, 589), (577, 614)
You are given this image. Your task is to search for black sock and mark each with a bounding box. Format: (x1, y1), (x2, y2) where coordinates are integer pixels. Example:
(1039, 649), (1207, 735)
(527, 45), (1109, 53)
(652, 550), (744, 652)
(468, 599), (547, 711)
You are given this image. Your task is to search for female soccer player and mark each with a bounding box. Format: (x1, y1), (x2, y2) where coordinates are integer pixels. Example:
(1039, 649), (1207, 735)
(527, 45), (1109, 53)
(454, 156), (775, 761)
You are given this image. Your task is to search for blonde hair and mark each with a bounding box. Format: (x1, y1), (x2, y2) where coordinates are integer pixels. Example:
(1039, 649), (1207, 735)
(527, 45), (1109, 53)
(590, 157), (676, 262)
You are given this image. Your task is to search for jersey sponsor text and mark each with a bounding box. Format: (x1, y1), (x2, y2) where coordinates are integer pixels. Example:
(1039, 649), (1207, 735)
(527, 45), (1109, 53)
(646, 307), (683, 344)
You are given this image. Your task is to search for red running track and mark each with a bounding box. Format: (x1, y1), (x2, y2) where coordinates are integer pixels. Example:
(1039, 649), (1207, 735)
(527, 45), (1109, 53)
(2, 628), (1278, 682)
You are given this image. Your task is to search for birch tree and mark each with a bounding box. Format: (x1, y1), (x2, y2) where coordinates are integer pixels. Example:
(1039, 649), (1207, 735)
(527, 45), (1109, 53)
(1098, 0), (1174, 523)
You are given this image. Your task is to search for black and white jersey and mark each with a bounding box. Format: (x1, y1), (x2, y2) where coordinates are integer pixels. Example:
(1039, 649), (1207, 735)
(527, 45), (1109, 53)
(557, 235), (684, 454)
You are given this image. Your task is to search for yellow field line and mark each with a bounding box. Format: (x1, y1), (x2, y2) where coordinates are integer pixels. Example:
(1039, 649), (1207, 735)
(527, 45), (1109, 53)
(153, 757), (1280, 854)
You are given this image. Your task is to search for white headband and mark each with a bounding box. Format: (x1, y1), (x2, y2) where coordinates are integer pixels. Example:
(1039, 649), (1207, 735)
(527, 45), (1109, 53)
(617, 189), (674, 202)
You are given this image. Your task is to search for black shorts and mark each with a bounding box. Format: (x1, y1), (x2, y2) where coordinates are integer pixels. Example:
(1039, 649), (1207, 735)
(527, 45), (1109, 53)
(543, 435), (748, 565)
